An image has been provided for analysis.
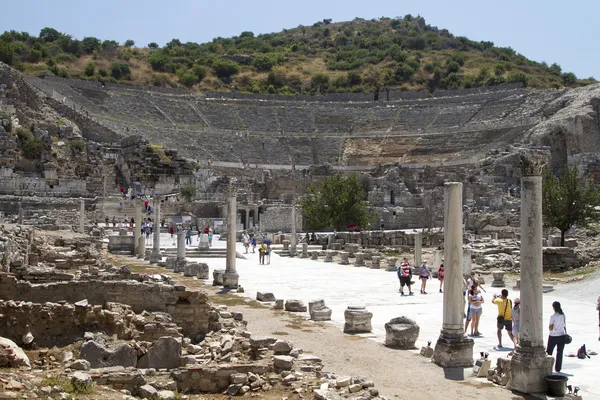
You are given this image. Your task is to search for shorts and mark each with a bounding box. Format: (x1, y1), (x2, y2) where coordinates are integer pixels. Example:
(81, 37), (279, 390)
(497, 319), (513, 331)
(420, 275), (429, 280)
(399, 276), (411, 287)
(470, 308), (482, 316)
(438, 274), (444, 280)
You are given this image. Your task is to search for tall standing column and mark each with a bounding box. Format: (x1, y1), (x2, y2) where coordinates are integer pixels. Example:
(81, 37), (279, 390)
(223, 195), (239, 288)
(290, 205), (297, 257)
(414, 232), (422, 266)
(79, 198), (85, 233)
(254, 207), (259, 229)
(244, 209), (250, 231)
(150, 196), (161, 264)
(18, 201), (23, 224)
(177, 229), (186, 261)
(509, 155), (553, 393)
(134, 200), (142, 255)
(432, 182), (474, 367)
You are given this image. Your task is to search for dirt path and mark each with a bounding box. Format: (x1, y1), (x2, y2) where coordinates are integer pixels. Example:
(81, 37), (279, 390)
(119, 258), (516, 400)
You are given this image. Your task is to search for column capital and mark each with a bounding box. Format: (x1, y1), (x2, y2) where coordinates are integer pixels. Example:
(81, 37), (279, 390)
(519, 149), (549, 177)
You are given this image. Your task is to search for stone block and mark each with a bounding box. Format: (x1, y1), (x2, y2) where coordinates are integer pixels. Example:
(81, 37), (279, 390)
(274, 299), (284, 309)
(370, 256), (381, 269)
(323, 250), (333, 262)
(311, 251), (319, 260)
(386, 258), (398, 272)
(79, 340), (136, 368)
(272, 340), (293, 355)
(308, 299), (332, 322)
(343, 306), (372, 334)
(354, 252), (365, 267)
(491, 271), (506, 287)
(384, 317), (420, 349)
(273, 355), (293, 370)
(256, 292), (276, 302)
(339, 251), (349, 265)
(285, 300), (307, 312)
(137, 336), (182, 370)
(212, 269), (224, 286)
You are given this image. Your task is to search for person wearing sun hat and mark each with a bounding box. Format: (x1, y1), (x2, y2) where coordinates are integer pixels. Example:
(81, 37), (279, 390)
(512, 297), (521, 345)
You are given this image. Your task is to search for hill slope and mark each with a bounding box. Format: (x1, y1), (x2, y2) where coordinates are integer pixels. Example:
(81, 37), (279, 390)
(0, 15), (594, 94)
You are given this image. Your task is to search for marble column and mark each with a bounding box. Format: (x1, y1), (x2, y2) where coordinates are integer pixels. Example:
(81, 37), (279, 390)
(79, 198), (85, 233)
(414, 232), (422, 266)
(137, 235), (146, 258)
(432, 182), (474, 367)
(290, 205), (297, 257)
(18, 202), (23, 225)
(244, 208), (250, 231)
(254, 207), (259, 229)
(134, 200), (142, 256)
(177, 230), (186, 261)
(509, 164), (553, 392)
(150, 196), (161, 264)
(223, 195), (239, 288)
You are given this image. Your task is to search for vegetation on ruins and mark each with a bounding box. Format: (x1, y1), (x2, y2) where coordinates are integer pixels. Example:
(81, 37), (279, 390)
(542, 164), (600, 246)
(180, 183), (197, 203)
(0, 16), (595, 94)
(15, 127), (46, 159)
(299, 174), (376, 231)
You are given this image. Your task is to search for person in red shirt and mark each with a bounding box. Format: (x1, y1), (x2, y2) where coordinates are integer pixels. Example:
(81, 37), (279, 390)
(397, 258), (414, 296)
(169, 224), (175, 238)
(144, 200), (149, 210)
(438, 260), (445, 293)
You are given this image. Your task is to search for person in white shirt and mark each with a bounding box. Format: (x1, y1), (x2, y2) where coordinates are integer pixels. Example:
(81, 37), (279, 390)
(242, 233), (250, 254)
(546, 301), (568, 372)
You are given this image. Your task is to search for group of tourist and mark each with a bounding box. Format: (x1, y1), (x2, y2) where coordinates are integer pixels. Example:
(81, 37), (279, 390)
(395, 258), (440, 296)
(242, 232), (272, 265)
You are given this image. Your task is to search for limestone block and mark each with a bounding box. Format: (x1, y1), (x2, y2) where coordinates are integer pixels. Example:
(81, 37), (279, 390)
(285, 300), (307, 312)
(282, 240), (290, 251)
(323, 251), (333, 263)
(137, 336), (182, 370)
(272, 339), (293, 355)
(274, 299), (284, 309)
(273, 355), (293, 370)
(212, 269), (224, 286)
(0, 337), (30, 367)
(311, 251), (319, 260)
(249, 336), (277, 349)
(174, 260), (186, 273)
(79, 340), (137, 368)
(384, 317), (420, 349)
(198, 234), (209, 250)
(256, 292), (276, 302)
(139, 384), (158, 399)
(343, 306), (372, 334)
(491, 271), (506, 287)
(196, 263), (209, 280)
(386, 258), (398, 272)
(354, 252), (365, 267)
(183, 262), (203, 277)
(165, 257), (176, 270)
(308, 299), (332, 321)
(301, 243), (308, 258)
(339, 252), (349, 265)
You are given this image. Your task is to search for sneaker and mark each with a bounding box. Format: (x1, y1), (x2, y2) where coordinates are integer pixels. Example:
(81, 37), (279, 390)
(409, 292), (414, 296)
(439, 289), (443, 293)
(400, 291), (404, 296)
(423, 291), (428, 294)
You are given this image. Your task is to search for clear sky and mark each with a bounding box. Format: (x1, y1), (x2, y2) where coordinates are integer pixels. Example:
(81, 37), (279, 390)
(1, 0), (597, 79)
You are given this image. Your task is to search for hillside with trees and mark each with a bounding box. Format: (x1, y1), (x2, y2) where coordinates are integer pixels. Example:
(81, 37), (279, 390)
(0, 16), (595, 95)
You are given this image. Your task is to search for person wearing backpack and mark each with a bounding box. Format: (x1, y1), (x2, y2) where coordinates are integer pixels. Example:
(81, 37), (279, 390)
(492, 289), (515, 349)
(397, 258), (414, 296)
(547, 301), (568, 372)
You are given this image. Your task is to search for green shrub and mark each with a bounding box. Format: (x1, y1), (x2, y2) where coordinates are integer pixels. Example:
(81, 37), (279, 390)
(252, 53), (282, 71)
(84, 61), (95, 77)
(562, 72), (577, 85)
(177, 69), (198, 87)
(152, 73), (170, 87)
(16, 128), (46, 159)
(212, 59), (240, 79)
(55, 53), (77, 63)
(507, 72), (528, 86)
(124, 39), (135, 47)
(69, 139), (85, 152)
(149, 50), (171, 72)
(192, 64), (207, 81)
(82, 36), (101, 54)
(111, 62), (131, 80)
(180, 184), (197, 202)
(446, 61), (460, 74)
(98, 67), (108, 77)
(0, 41), (14, 65)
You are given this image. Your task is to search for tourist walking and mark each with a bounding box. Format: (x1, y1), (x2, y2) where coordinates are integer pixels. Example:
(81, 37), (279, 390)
(251, 236), (257, 253)
(208, 229), (213, 247)
(492, 289), (515, 349)
(266, 243), (271, 264)
(398, 258), (413, 296)
(419, 260), (431, 294)
(185, 227), (192, 245)
(546, 301), (568, 372)
(243, 232), (250, 254)
(512, 298), (521, 345)
(112, 216), (117, 227)
(259, 242), (266, 265)
(467, 284), (484, 336)
(169, 224), (175, 238)
(437, 261), (444, 293)
(105, 216), (109, 227)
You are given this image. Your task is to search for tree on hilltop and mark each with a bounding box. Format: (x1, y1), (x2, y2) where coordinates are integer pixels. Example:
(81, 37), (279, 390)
(299, 174), (376, 231)
(542, 164), (600, 246)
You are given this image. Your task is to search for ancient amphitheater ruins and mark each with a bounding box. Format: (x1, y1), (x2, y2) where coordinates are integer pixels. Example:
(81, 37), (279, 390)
(1, 59), (600, 399)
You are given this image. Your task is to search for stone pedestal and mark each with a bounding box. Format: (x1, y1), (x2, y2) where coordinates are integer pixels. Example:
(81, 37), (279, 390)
(197, 233), (209, 250)
(213, 269), (225, 286)
(414, 232), (422, 266)
(79, 198), (85, 234)
(323, 250), (333, 262)
(432, 182), (473, 367)
(285, 300), (307, 312)
(354, 252), (365, 267)
(289, 244), (297, 257)
(384, 317), (420, 349)
(282, 240), (290, 251)
(301, 243), (308, 258)
(224, 196), (239, 289)
(370, 256), (381, 269)
(491, 271), (506, 287)
(311, 251), (319, 260)
(134, 201), (142, 255)
(137, 235), (145, 258)
(509, 173), (553, 393)
(343, 306), (372, 334)
(339, 252), (349, 265)
(308, 300), (332, 321)
(177, 232), (186, 261)
(150, 197), (161, 264)
(196, 263), (209, 279)
(386, 257), (398, 272)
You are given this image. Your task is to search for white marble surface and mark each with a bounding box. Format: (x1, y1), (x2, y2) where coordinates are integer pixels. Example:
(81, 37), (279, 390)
(156, 233), (599, 399)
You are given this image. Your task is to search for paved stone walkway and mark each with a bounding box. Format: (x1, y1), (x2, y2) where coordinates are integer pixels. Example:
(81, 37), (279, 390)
(154, 233), (598, 399)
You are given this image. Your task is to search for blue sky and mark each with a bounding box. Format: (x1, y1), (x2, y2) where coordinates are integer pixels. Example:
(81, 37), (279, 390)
(1, 0), (597, 79)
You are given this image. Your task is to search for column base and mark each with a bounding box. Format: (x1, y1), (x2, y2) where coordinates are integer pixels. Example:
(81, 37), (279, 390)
(150, 251), (161, 264)
(508, 346), (553, 394)
(222, 272), (239, 289)
(289, 244), (297, 257)
(432, 331), (474, 368)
